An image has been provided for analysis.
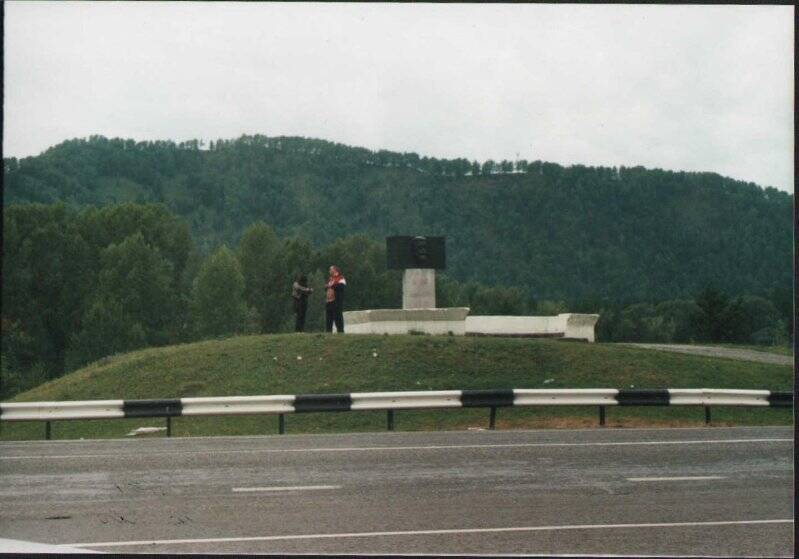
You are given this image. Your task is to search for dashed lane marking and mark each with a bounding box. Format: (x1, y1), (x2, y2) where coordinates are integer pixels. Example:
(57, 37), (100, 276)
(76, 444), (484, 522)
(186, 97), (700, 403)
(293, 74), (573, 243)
(231, 485), (341, 492)
(627, 476), (726, 482)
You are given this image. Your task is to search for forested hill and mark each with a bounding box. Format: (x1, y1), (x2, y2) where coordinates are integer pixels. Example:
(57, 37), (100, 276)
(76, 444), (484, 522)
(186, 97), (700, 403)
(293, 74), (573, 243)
(3, 134), (792, 302)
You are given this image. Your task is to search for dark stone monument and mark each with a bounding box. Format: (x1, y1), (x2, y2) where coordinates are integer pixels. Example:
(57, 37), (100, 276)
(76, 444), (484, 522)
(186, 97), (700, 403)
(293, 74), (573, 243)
(386, 236), (445, 309)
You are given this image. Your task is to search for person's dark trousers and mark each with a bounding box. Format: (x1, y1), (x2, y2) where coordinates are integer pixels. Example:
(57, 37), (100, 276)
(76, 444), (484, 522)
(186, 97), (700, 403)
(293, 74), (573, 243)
(325, 303), (335, 332)
(326, 303), (344, 333)
(294, 299), (307, 332)
(334, 304), (344, 333)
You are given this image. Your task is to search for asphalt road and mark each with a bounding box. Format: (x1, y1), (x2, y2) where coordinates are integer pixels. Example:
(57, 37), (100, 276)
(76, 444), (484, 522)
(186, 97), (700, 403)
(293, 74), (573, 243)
(0, 426), (793, 556)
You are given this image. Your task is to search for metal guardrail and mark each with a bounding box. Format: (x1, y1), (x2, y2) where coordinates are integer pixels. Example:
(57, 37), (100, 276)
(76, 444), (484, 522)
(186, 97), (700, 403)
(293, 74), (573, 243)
(0, 388), (792, 439)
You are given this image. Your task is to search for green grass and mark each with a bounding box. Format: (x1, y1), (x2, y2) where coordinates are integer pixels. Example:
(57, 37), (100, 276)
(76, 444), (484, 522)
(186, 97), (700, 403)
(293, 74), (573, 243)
(1, 335), (792, 440)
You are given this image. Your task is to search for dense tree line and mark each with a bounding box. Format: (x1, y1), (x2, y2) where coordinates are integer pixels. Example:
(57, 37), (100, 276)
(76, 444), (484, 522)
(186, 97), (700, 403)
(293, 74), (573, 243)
(589, 287), (790, 346)
(2, 203), (791, 400)
(2, 204), (192, 384)
(0, 204), (500, 395)
(4, 135), (792, 304)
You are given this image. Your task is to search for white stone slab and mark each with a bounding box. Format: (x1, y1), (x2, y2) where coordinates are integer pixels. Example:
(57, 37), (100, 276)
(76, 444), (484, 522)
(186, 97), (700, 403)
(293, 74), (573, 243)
(342, 310), (599, 341)
(343, 308), (470, 335)
(465, 313), (599, 342)
(465, 315), (567, 335)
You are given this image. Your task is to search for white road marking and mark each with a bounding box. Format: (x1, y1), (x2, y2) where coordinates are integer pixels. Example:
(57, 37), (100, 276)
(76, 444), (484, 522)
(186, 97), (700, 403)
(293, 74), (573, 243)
(627, 476), (726, 482)
(0, 538), (102, 554)
(0, 426), (787, 449)
(231, 485), (340, 492)
(0, 438), (791, 460)
(66, 518), (794, 548)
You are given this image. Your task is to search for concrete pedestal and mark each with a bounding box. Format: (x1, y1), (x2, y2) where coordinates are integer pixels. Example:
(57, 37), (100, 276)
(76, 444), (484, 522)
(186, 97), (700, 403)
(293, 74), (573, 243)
(403, 269), (436, 309)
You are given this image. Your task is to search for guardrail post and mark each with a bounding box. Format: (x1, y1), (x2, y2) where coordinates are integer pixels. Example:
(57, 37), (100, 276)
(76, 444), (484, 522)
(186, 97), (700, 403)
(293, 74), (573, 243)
(166, 416), (172, 437)
(488, 406), (497, 430)
(45, 421), (51, 440)
(704, 406), (711, 425)
(599, 405), (606, 427)
(278, 414), (285, 435)
(387, 410), (394, 431)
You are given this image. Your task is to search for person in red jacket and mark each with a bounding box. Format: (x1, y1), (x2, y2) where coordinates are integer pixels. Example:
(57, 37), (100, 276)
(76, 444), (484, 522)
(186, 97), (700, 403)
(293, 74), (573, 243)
(325, 265), (346, 333)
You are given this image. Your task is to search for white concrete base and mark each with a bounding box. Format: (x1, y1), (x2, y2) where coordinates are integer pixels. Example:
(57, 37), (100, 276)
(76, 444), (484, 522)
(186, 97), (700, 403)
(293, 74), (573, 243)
(343, 310), (599, 342)
(343, 308), (470, 336)
(465, 314), (600, 342)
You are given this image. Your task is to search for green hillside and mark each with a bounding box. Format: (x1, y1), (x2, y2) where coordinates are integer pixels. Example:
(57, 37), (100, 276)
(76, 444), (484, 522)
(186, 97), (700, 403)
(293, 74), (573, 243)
(3, 134), (792, 302)
(2, 335), (791, 441)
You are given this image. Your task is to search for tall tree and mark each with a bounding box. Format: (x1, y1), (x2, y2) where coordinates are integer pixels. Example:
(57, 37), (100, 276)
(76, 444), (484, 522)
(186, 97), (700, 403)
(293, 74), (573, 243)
(237, 222), (288, 333)
(67, 296), (148, 370)
(2, 204), (93, 376)
(94, 233), (178, 343)
(691, 287), (739, 342)
(67, 232), (178, 368)
(191, 246), (251, 337)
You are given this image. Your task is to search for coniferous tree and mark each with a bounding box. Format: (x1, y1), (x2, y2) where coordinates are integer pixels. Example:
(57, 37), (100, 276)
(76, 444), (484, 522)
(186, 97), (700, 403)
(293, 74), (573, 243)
(237, 222), (289, 333)
(67, 296), (148, 370)
(67, 233), (178, 368)
(690, 287), (746, 343)
(191, 246), (251, 337)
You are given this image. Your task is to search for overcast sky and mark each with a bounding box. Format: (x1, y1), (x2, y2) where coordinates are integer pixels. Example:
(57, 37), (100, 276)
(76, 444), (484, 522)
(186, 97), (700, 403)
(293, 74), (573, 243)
(4, 2), (794, 192)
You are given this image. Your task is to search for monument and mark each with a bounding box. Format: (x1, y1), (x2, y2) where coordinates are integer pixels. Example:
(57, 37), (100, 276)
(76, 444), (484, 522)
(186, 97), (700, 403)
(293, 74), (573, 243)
(342, 235), (599, 341)
(343, 236), (471, 335)
(387, 235), (443, 309)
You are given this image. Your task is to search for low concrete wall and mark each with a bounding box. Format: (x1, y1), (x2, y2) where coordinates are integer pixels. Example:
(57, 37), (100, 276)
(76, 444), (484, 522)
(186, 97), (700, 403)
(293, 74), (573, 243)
(343, 309), (599, 342)
(465, 313), (599, 342)
(344, 308), (470, 336)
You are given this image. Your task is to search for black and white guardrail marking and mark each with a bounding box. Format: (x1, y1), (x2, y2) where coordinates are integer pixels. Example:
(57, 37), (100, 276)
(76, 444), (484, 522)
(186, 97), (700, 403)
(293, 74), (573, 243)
(0, 389), (792, 421)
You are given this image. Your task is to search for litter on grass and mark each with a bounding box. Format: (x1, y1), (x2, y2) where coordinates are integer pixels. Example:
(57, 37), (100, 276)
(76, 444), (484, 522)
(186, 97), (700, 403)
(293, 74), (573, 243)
(127, 427), (166, 437)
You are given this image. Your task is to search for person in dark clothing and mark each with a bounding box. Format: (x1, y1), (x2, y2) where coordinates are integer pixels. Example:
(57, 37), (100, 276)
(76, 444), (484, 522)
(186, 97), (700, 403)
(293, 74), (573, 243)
(324, 265), (346, 333)
(292, 273), (313, 332)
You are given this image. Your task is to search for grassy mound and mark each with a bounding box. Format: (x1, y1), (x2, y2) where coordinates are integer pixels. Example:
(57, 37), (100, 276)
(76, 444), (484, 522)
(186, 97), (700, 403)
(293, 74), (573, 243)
(1, 335), (792, 440)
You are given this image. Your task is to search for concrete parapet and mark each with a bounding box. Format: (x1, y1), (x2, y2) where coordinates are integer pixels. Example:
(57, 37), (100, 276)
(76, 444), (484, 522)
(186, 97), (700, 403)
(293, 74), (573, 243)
(562, 313), (600, 342)
(465, 313), (599, 342)
(343, 307), (470, 335)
